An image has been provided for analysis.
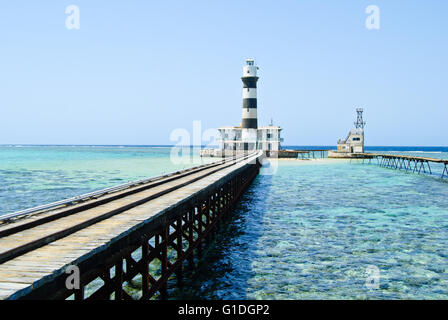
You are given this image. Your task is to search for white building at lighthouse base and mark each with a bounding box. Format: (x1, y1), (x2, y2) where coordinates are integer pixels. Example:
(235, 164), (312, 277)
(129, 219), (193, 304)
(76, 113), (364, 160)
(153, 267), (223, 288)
(200, 125), (283, 158)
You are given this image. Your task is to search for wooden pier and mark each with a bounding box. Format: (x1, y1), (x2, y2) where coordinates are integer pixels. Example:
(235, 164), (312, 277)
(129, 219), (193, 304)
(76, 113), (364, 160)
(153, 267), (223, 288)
(0, 152), (263, 300)
(360, 153), (448, 178)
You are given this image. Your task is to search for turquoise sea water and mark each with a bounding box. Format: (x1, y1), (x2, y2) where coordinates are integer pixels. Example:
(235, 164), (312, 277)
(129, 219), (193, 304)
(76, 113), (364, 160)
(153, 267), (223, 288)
(174, 154), (448, 300)
(0, 146), (213, 215)
(1, 146), (448, 299)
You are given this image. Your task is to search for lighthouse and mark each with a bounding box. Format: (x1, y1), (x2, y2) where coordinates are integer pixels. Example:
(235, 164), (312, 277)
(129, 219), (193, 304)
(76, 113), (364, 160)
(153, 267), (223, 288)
(241, 59), (258, 151)
(201, 59), (283, 158)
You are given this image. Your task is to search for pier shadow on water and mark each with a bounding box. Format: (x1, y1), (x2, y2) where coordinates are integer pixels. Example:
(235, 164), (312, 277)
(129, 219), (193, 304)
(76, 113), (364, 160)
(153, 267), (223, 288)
(169, 172), (274, 300)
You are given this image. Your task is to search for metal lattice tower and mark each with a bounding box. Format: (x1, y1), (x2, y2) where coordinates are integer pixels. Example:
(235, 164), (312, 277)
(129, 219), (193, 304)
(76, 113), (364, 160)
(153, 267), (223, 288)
(354, 108), (366, 129)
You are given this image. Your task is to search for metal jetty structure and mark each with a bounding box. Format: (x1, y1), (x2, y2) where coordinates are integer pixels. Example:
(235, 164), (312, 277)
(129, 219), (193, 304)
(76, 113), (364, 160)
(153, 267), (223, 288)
(357, 153), (448, 179)
(0, 152), (263, 300)
(273, 149), (329, 159)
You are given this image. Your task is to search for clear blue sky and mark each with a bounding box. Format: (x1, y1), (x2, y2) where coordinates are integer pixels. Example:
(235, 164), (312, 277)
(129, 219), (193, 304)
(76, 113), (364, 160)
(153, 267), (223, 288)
(0, 0), (446, 146)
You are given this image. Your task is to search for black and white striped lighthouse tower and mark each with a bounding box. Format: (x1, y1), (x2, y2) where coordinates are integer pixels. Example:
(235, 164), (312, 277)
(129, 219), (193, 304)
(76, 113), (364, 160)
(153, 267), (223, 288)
(241, 59), (258, 151)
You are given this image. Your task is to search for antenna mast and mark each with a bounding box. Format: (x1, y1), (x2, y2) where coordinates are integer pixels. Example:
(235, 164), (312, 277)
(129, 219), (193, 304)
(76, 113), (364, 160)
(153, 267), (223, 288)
(354, 108), (366, 129)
